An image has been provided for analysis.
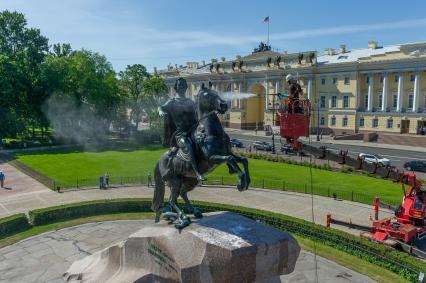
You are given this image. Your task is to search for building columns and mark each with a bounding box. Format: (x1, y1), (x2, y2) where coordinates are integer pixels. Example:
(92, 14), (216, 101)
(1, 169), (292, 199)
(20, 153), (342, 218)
(397, 73), (403, 112)
(413, 72), (420, 112)
(307, 79), (312, 100)
(265, 80), (270, 111)
(367, 74), (373, 111)
(356, 72), (361, 110)
(275, 80), (279, 95)
(381, 74), (387, 112)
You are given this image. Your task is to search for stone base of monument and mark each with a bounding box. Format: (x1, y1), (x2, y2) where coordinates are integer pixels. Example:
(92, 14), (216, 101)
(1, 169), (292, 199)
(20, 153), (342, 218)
(63, 211), (300, 283)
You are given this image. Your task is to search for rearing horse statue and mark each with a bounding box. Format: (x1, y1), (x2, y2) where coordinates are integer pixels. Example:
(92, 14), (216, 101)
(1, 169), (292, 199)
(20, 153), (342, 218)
(152, 86), (251, 229)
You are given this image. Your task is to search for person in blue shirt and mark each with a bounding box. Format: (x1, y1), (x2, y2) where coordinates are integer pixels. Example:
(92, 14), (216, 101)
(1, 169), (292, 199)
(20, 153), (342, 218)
(0, 171), (5, 188)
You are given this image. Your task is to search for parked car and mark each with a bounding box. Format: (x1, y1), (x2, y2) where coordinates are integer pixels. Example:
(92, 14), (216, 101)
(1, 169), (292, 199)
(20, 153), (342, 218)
(252, 141), (272, 151)
(404, 160), (426, 172)
(280, 144), (293, 154)
(230, 138), (244, 148)
(359, 153), (391, 167)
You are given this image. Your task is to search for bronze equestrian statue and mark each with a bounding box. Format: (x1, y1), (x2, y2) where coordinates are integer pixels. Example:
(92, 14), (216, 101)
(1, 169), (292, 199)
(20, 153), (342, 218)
(152, 78), (250, 229)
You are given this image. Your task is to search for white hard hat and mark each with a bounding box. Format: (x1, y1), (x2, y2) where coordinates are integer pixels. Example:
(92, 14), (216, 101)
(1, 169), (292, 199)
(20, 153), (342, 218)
(286, 74), (294, 81)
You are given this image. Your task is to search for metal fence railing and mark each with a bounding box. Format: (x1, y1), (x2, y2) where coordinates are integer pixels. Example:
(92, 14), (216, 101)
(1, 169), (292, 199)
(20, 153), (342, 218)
(50, 174), (400, 207)
(201, 175), (400, 207)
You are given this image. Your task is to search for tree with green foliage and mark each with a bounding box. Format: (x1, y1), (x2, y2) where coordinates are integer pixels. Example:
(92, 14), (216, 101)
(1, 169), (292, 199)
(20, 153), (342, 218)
(42, 49), (122, 142)
(118, 64), (150, 131)
(142, 75), (168, 128)
(0, 10), (49, 139)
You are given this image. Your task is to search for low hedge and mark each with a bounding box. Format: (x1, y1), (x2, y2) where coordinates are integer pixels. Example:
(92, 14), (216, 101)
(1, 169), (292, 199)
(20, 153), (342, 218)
(3, 199), (425, 281)
(28, 199), (152, 225)
(0, 213), (31, 239)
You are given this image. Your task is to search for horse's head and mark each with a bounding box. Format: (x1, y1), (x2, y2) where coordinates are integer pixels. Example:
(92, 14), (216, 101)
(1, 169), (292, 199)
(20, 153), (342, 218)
(197, 86), (228, 115)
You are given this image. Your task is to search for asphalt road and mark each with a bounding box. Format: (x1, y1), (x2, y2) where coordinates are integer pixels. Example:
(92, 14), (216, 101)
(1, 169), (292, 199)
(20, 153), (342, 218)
(227, 132), (426, 173)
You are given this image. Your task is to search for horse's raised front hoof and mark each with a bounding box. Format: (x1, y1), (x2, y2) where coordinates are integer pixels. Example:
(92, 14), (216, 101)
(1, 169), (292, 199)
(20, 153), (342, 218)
(193, 208), (203, 219)
(237, 182), (244, 192)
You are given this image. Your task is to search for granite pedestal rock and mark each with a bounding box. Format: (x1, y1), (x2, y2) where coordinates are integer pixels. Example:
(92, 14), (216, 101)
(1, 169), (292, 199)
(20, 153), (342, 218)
(63, 211), (300, 283)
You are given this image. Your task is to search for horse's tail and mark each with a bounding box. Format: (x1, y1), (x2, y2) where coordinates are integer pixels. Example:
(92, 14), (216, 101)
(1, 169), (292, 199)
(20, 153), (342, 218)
(152, 161), (165, 222)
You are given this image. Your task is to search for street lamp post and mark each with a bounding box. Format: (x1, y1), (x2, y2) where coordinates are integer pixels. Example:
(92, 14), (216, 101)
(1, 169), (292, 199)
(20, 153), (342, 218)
(269, 94), (278, 154)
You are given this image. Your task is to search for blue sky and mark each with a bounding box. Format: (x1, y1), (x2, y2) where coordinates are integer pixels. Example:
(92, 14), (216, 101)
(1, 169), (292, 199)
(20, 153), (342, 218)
(1, 0), (426, 72)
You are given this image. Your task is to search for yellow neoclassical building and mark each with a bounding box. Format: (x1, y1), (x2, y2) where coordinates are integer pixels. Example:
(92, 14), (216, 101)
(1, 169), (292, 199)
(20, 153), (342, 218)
(158, 41), (426, 135)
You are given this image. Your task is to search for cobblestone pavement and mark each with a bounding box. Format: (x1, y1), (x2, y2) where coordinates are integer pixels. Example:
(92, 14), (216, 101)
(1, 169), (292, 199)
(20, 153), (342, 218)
(0, 220), (375, 283)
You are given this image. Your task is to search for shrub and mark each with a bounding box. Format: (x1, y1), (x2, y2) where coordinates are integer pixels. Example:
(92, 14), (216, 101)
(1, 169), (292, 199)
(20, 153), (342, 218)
(28, 199), (152, 225)
(0, 214), (31, 239)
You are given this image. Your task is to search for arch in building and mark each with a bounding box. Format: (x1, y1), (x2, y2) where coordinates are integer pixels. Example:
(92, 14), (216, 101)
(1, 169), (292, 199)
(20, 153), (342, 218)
(244, 82), (266, 130)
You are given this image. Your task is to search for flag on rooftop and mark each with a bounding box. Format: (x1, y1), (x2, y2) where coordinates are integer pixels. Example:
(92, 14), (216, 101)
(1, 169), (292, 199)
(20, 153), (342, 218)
(263, 16), (269, 23)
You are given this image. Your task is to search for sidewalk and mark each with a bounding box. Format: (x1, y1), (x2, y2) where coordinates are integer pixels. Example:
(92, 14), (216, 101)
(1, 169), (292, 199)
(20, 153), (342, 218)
(0, 184), (392, 236)
(226, 128), (426, 152)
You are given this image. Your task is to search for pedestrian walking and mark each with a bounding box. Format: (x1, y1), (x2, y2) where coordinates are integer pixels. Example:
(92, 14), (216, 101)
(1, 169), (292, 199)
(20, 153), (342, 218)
(147, 172), (153, 187)
(104, 172), (109, 187)
(0, 171), (4, 188)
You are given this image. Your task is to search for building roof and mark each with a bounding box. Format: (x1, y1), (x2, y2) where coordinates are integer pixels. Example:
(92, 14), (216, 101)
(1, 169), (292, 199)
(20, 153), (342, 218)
(158, 41), (426, 76)
(317, 44), (401, 65)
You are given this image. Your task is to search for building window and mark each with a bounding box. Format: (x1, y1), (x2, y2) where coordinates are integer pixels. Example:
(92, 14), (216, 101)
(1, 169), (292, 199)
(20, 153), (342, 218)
(320, 96), (326, 108)
(344, 77), (350, 85)
(331, 116), (336, 126)
(343, 96), (349, 108)
(410, 74), (415, 82)
(408, 94), (414, 109)
(366, 76), (370, 84)
(342, 117), (348, 127)
(331, 96), (337, 108)
(393, 95), (398, 108)
(359, 118), (365, 127)
(387, 119), (393, 128)
(364, 95), (368, 109)
(320, 117), (325, 125)
(378, 95), (383, 108)
(372, 118), (379, 128)
(332, 78), (337, 85)
(394, 75), (399, 82)
(380, 76), (384, 83)
(321, 78), (326, 85)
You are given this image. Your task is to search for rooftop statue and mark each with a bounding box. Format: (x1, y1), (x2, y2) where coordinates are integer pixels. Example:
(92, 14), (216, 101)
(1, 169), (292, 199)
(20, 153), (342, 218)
(253, 41), (271, 53)
(153, 78), (251, 229)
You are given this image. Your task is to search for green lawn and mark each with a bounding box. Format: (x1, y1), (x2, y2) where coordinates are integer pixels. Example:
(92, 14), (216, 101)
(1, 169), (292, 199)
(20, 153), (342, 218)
(12, 145), (402, 204)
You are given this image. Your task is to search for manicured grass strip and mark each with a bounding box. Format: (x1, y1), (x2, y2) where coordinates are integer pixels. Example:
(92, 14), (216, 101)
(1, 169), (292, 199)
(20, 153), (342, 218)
(296, 236), (408, 283)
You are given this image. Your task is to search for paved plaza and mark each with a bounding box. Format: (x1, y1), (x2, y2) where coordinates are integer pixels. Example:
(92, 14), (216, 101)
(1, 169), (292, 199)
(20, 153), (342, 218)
(0, 220), (375, 283)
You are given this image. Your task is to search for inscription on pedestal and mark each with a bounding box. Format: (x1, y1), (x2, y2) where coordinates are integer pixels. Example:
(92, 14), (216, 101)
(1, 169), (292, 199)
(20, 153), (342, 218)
(148, 243), (178, 274)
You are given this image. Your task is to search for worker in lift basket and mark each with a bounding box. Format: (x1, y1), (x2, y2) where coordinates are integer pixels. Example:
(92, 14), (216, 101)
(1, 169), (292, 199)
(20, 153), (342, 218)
(286, 74), (303, 113)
